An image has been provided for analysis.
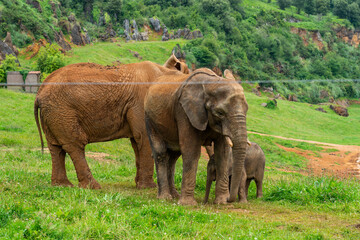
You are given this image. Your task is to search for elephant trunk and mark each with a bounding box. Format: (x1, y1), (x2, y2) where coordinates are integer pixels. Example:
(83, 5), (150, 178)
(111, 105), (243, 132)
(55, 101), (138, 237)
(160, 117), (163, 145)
(228, 115), (247, 203)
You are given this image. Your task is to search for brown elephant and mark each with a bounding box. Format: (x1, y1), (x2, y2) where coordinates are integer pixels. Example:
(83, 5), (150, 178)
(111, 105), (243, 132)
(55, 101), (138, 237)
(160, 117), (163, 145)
(204, 142), (266, 204)
(34, 56), (188, 189)
(144, 69), (248, 205)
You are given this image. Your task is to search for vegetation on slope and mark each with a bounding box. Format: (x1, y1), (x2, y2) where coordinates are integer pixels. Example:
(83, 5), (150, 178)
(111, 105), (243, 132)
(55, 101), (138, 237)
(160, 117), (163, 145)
(1, 0), (360, 102)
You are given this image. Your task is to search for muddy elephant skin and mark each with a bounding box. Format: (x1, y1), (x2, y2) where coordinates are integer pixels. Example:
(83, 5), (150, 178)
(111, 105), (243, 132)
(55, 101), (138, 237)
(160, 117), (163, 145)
(34, 59), (187, 189)
(204, 142), (266, 203)
(144, 69), (248, 205)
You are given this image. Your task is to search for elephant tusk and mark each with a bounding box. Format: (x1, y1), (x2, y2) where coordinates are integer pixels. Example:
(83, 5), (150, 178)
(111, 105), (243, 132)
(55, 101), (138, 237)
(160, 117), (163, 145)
(225, 136), (233, 147)
(247, 139), (251, 146)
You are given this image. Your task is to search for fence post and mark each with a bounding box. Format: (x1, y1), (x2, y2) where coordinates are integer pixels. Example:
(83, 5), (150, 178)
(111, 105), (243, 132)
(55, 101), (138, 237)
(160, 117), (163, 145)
(6, 71), (23, 92)
(25, 71), (41, 93)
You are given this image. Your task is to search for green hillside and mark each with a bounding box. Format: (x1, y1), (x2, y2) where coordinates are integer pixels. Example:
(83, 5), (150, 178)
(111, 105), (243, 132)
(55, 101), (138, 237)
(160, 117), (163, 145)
(1, 0), (360, 102)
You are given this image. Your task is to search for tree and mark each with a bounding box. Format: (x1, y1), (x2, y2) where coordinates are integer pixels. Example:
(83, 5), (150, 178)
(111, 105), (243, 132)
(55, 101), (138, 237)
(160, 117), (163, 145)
(347, 2), (360, 26)
(292, 0), (305, 13)
(104, 0), (122, 22)
(201, 0), (230, 17)
(304, 0), (316, 14)
(277, 0), (291, 10)
(315, 0), (330, 15)
(333, 0), (348, 19)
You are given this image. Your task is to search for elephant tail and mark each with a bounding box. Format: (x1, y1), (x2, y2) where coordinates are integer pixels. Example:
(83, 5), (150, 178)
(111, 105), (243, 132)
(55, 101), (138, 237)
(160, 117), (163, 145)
(34, 98), (44, 154)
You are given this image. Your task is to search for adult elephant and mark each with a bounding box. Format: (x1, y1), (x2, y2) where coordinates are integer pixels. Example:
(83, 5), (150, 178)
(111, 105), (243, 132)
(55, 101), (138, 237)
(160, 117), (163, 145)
(144, 69), (248, 205)
(34, 56), (189, 189)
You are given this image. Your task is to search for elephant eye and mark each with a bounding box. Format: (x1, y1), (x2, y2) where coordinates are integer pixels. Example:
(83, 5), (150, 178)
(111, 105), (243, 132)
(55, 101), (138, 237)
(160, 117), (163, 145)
(214, 109), (225, 118)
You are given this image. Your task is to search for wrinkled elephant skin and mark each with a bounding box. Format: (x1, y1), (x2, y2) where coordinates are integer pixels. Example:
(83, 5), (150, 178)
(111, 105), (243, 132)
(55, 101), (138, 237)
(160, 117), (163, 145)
(204, 142), (266, 203)
(34, 57), (187, 189)
(144, 69), (248, 205)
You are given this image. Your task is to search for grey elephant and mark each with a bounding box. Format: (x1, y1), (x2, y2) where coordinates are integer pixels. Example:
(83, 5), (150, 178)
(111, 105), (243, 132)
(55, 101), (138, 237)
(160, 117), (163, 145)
(34, 55), (189, 190)
(144, 69), (248, 205)
(204, 142), (265, 203)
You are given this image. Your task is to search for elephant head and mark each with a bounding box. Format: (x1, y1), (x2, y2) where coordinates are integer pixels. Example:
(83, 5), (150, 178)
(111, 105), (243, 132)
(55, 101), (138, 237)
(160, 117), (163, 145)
(178, 70), (248, 203)
(163, 54), (190, 74)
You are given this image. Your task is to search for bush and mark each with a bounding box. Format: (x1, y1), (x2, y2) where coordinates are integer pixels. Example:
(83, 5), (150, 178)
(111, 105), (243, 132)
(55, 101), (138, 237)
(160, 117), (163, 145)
(0, 54), (20, 83)
(36, 44), (65, 74)
(265, 99), (277, 109)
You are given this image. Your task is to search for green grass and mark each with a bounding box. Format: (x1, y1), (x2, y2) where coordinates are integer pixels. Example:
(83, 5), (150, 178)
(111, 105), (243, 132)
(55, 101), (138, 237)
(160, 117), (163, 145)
(0, 89), (360, 239)
(18, 39), (188, 70)
(1, 88), (360, 238)
(246, 93), (360, 145)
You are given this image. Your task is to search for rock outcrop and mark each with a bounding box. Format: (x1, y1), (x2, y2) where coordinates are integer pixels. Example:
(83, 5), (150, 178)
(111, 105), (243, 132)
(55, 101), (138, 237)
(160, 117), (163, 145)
(335, 27), (360, 47)
(131, 20), (141, 41)
(99, 25), (116, 41)
(330, 105), (349, 117)
(4, 32), (19, 56)
(315, 107), (327, 113)
(71, 24), (90, 46)
(123, 20), (149, 42)
(291, 27), (324, 49)
(149, 18), (161, 32)
(0, 33), (19, 64)
(24, 39), (47, 59)
(124, 19), (131, 41)
(162, 27), (203, 41)
(54, 31), (71, 51)
(288, 94), (298, 102)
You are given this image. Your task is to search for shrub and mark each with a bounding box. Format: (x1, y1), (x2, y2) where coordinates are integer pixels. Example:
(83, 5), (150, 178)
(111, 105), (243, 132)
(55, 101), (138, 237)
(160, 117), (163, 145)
(36, 44), (65, 74)
(0, 54), (20, 83)
(265, 99), (277, 109)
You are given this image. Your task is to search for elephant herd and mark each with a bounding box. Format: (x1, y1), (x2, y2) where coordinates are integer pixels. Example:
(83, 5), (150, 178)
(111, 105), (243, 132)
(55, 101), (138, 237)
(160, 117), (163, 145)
(34, 54), (266, 205)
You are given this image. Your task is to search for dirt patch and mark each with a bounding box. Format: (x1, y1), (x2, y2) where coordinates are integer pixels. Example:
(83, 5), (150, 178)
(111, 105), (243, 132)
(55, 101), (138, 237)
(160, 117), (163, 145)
(250, 131), (360, 178)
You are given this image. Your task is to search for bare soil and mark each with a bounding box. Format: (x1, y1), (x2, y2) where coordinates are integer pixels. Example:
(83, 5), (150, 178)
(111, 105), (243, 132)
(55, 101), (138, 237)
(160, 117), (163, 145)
(249, 131), (360, 178)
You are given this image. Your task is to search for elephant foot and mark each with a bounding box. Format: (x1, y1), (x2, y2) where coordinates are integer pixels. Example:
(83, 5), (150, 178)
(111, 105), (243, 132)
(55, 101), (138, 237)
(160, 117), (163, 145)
(214, 195), (228, 205)
(51, 178), (74, 187)
(78, 179), (101, 189)
(136, 180), (157, 189)
(239, 198), (248, 203)
(178, 196), (197, 206)
(256, 194), (263, 198)
(170, 188), (180, 199)
(158, 192), (172, 200)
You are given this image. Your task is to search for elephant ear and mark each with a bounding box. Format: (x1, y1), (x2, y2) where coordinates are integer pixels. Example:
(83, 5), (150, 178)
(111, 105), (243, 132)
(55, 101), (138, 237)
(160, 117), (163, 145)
(178, 76), (208, 131)
(163, 54), (180, 70)
(224, 69), (235, 80)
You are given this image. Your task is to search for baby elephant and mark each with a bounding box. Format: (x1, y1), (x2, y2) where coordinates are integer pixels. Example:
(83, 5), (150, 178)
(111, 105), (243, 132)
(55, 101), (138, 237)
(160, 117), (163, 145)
(204, 142), (265, 203)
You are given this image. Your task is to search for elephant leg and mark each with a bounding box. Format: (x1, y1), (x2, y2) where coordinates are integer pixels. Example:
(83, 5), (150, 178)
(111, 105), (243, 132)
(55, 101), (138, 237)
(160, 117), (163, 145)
(168, 151), (181, 199)
(145, 117), (171, 198)
(255, 178), (263, 198)
(128, 110), (156, 189)
(62, 144), (101, 189)
(245, 179), (251, 199)
(48, 143), (73, 187)
(130, 138), (156, 189)
(179, 143), (201, 206)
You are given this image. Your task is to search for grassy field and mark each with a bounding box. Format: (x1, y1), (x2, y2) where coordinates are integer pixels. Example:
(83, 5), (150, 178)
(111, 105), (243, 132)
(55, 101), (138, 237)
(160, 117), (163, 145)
(1, 87), (360, 239)
(18, 39), (188, 70)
